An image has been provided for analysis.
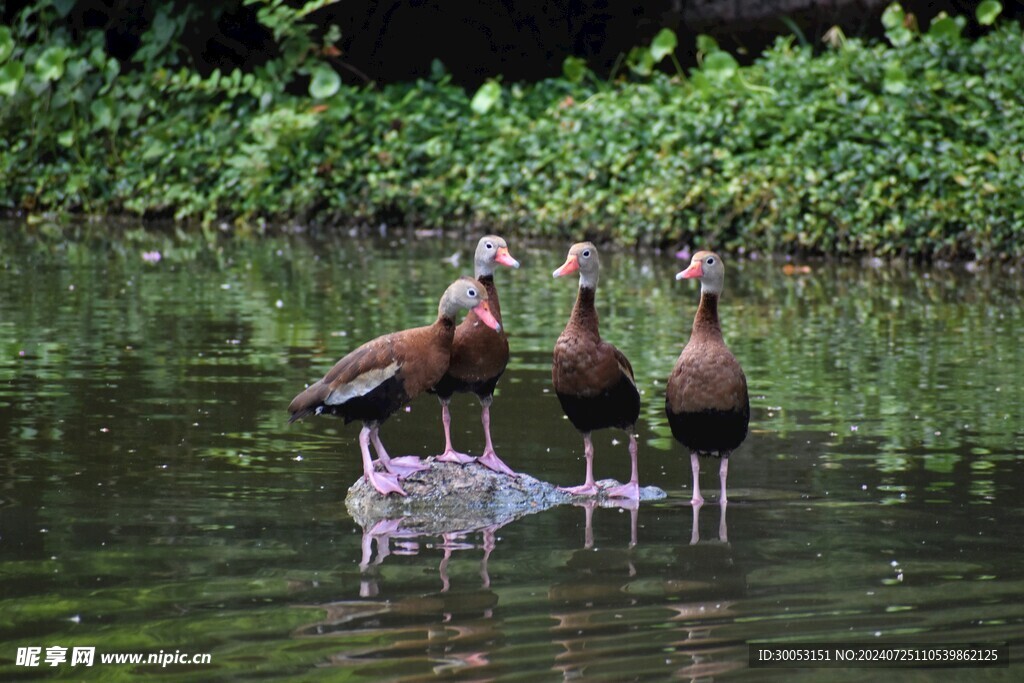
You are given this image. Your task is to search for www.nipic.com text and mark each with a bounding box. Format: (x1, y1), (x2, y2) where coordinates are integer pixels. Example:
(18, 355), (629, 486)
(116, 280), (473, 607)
(16, 646), (212, 668)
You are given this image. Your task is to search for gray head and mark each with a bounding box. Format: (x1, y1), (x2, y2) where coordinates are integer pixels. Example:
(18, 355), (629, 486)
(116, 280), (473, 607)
(676, 250), (726, 296)
(474, 235), (520, 278)
(438, 276), (501, 331)
(552, 241), (600, 289)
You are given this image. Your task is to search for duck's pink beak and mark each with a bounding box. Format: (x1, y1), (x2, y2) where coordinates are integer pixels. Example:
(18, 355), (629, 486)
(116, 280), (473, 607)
(553, 255), (579, 278)
(676, 260), (703, 280)
(472, 301), (501, 332)
(495, 247), (520, 269)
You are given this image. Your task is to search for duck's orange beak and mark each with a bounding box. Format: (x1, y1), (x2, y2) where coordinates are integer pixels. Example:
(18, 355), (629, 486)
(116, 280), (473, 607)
(553, 255), (579, 278)
(472, 301), (501, 332)
(495, 247), (520, 269)
(676, 260), (703, 280)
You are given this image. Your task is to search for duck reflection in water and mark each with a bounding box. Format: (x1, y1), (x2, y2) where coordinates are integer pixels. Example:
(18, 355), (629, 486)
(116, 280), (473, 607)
(548, 500), (644, 679)
(548, 497), (743, 681)
(570, 498), (640, 550)
(357, 516), (505, 597)
(667, 496), (747, 680)
(689, 499), (729, 546)
(295, 516), (508, 677)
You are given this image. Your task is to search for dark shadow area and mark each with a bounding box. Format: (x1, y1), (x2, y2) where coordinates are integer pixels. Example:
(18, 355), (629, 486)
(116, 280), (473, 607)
(6, 1), (1022, 87)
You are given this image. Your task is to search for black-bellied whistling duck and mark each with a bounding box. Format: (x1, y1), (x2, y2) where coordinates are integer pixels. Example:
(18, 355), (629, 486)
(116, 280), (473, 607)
(431, 236), (520, 475)
(288, 277), (501, 497)
(552, 242), (641, 499)
(665, 251), (749, 505)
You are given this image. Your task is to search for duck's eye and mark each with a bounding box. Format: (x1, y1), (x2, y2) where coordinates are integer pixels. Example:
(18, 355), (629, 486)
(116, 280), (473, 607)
(467, 288), (477, 298)
(485, 242), (494, 250)
(582, 249), (591, 258)
(706, 256), (715, 265)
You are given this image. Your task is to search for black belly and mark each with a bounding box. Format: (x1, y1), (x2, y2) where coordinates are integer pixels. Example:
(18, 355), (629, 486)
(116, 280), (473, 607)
(665, 403), (749, 456)
(557, 376), (640, 433)
(318, 375), (410, 425)
(430, 370), (503, 400)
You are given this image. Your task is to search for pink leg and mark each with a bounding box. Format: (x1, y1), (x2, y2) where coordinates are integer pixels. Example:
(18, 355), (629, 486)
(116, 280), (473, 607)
(719, 454), (730, 504)
(607, 430), (640, 499)
(476, 397), (517, 476)
(372, 426), (428, 477)
(480, 527), (496, 589)
(439, 536), (453, 593)
(690, 499), (702, 545)
(436, 398), (474, 464)
(559, 433), (599, 495)
(690, 452), (704, 505)
(359, 518), (401, 571)
(359, 425), (406, 496)
(582, 500), (596, 549)
(719, 499), (728, 543)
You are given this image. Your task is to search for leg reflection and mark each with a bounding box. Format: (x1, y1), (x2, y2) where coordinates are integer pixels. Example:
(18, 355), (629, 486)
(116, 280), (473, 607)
(689, 499), (728, 546)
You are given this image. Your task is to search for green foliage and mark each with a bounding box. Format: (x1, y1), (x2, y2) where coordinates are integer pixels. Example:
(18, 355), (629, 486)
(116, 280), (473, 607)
(1, 2), (1023, 260)
(470, 79), (502, 114)
(927, 13), (965, 40)
(976, 1), (1003, 26)
(562, 56), (587, 84)
(649, 29), (678, 63)
(882, 3), (916, 47)
(625, 28), (682, 78)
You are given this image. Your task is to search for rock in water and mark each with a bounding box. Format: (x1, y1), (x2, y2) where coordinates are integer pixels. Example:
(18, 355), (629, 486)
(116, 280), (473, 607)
(345, 458), (666, 534)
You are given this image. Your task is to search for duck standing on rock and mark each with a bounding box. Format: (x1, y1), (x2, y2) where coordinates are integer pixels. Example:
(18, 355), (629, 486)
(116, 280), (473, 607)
(431, 236), (521, 475)
(552, 242), (641, 500)
(288, 277), (501, 497)
(665, 251), (749, 505)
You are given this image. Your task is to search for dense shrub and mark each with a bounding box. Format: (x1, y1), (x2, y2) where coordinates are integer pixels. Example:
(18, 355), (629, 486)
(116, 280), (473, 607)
(1, 1), (1022, 260)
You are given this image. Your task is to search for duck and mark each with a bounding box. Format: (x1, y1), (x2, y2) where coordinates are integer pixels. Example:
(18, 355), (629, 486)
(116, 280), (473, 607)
(552, 242), (641, 499)
(665, 251), (749, 505)
(288, 277), (501, 496)
(431, 236), (521, 475)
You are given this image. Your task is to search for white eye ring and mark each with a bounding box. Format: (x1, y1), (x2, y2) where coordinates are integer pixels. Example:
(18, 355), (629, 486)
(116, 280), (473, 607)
(706, 257), (715, 265)
(485, 242), (494, 250)
(467, 288), (477, 298)
(582, 249), (591, 258)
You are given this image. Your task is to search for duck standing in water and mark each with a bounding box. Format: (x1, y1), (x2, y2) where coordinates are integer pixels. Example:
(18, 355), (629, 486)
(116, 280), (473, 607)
(288, 277), (500, 496)
(432, 236), (520, 475)
(552, 242), (641, 499)
(666, 251), (749, 505)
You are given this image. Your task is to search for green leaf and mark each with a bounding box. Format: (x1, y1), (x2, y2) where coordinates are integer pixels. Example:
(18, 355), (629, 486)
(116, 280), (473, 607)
(928, 13), (964, 40)
(0, 26), (13, 64)
(976, 0), (1002, 25)
(308, 63), (340, 98)
(626, 46), (653, 76)
(0, 60), (25, 96)
(881, 3), (905, 30)
(90, 96), (116, 130)
(882, 3), (915, 47)
(703, 51), (739, 80)
(650, 28), (677, 63)
(883, 61), (908, 94)
(430, 59), (446, 81)
(58, 129), (75, 147)
(35, 46), (69, 82)
(52, 0), (76, 18)
(562, 55), (587, 84)
(470, 79), (501, 114)
(696, 34), (719, 55)
(150, 8), (178, 50)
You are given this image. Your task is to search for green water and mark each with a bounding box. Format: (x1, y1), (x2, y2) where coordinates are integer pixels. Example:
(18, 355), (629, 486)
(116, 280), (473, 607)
(1, 224), (1022, 680)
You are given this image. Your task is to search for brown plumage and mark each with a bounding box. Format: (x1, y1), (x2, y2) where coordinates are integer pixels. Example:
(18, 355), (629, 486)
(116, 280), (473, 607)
(665, 250), (749, 505)
(552, 242), (641, 499)
(431, 236), (521, 475)
(288, 277), (500, 496)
